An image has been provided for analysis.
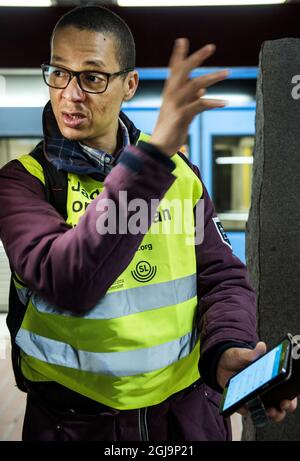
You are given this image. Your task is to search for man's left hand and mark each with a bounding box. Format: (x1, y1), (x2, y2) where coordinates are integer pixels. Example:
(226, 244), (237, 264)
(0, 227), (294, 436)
(216, 342), (297, 422)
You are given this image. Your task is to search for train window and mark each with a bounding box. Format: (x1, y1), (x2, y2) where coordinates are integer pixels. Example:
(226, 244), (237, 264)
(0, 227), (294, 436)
(213, 135), (254, 231)
(0, 138), (41, 169)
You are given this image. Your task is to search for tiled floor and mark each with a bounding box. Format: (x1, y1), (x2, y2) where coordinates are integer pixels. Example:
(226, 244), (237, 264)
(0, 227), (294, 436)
(0, 314), (242, 441)
(231, 413), (242, 441)
(0, 315), (26, 441)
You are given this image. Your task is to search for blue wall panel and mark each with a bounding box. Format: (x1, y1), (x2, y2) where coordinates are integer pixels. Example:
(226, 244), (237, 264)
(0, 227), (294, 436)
(201, 106), (256, 262)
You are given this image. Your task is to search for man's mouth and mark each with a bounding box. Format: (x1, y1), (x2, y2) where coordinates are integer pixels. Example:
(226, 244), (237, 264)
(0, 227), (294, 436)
(62, 111), (87, 129)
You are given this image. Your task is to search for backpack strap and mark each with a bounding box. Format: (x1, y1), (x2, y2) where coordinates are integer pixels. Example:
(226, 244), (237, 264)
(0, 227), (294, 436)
(30, 141), (68, 220)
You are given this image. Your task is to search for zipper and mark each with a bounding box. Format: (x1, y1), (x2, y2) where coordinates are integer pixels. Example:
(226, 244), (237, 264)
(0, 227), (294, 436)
(138, 407), (149, 441)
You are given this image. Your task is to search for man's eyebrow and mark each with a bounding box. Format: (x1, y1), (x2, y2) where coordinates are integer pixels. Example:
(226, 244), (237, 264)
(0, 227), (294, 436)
(51, 55), (66, 64)
(83, 59), (106, 68)
(51, 56), (106, 69)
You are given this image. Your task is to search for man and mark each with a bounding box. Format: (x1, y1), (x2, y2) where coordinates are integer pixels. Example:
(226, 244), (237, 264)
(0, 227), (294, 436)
(0, 6), (296, 441)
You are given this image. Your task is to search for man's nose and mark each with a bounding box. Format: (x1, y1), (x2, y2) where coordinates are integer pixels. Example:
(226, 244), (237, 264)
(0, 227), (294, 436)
(61, 76), (85, 102)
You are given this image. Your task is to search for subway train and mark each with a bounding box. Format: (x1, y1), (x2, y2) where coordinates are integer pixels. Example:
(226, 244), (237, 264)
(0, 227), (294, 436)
(0, 66), (257, 313)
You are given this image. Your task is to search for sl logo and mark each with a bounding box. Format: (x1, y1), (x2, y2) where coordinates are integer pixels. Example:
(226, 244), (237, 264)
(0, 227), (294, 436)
(131, 261), (157, 283)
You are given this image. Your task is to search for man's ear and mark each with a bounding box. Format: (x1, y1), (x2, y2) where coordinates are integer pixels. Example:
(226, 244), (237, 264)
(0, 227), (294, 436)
(123, 71), (139, 102)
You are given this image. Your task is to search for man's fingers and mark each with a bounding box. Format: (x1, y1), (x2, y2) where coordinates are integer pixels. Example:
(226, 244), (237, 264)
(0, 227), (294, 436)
(280, 398), (297, 413)
(239, 398), (297, 422)
(169, 41), (216, 81)
(247, 341), (267, 362)
(232, 341), (267, 367)
(185, 43), (216, 71)
(168, 38), (189, 68)
(239, 398), (297, 421)
(197, 70), (230, 89)
(176, 70), (229, 106)
(267, 407), (287, 423)
(236, 406), (248, 416)
(192, 97), (228, 109)
(197, 88), (206, 98)
(155, 39), (226, 155)
(183, 70), (230, 97)
(185, 97), (227, 119)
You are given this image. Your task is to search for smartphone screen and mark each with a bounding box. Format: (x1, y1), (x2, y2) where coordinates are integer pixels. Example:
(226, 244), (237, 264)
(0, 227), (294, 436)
(220, 340), (290, 415)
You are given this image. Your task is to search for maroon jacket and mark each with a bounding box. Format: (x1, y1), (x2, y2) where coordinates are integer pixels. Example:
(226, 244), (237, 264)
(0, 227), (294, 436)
(0, 110), (258, 441)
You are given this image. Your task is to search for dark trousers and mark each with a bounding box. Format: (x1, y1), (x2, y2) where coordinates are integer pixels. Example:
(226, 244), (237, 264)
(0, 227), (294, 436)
(22, 380), (232, 441)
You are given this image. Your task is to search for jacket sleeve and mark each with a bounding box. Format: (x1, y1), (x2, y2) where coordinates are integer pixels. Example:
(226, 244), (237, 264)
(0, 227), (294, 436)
(0, 144), (175, 314)
(191, 165), (258, 389)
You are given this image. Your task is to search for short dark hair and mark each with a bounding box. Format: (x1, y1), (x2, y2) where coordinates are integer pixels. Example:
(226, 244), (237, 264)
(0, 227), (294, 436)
(52, 5), (136, 70)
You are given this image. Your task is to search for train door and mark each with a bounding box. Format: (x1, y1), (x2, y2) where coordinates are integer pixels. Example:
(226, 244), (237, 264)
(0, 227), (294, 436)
(200, 106), (256, 263)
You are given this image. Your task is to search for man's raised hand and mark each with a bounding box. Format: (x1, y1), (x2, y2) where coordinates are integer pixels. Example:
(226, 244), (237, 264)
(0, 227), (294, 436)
(149, 38), (229, 156)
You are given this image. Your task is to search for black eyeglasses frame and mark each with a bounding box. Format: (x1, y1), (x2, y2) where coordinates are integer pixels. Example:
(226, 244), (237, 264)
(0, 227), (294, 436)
(41, 63), (134, 94)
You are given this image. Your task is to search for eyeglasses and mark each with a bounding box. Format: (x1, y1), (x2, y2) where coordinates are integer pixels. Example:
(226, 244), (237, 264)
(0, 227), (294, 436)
(41, 64), (133, 94)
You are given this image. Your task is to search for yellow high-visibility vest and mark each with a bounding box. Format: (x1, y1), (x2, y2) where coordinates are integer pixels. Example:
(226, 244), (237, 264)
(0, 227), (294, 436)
(14, 133), (203, 410)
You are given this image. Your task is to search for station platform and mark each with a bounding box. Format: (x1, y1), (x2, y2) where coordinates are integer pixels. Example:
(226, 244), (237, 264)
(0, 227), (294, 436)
(0, 314), (26, 441)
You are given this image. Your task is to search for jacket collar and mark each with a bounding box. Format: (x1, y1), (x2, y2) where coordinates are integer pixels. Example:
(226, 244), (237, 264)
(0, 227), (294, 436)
(42, 100), (141, 175)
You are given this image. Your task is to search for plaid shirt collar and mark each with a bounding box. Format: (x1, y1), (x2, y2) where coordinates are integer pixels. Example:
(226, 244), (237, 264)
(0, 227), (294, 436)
(78, 117), (130, 176)
(42, 101), (134, 177)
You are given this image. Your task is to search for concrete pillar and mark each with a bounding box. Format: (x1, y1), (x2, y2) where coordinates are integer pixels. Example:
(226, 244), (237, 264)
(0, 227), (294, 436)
(244, 38), (300, 441)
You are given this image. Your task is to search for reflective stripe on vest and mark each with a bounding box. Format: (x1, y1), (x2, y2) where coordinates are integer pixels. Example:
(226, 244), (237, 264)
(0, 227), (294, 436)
(31, 273), (196, 319)
(16, 327), (199, 376)
(15, 131), (203, 410)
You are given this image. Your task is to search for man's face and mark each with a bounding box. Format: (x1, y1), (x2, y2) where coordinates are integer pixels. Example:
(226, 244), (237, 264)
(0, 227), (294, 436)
(50, 26), (137, 147)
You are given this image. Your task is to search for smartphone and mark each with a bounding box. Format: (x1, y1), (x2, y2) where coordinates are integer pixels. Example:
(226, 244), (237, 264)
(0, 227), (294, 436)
(219, 338), (292, 418)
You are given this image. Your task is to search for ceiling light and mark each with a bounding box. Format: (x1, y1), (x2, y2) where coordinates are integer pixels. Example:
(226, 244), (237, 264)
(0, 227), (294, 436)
(215, 156), (253, 164)
(118, 1), (285, 6)
(0, 0), (51, 6)
(202, 93), (253, 105)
